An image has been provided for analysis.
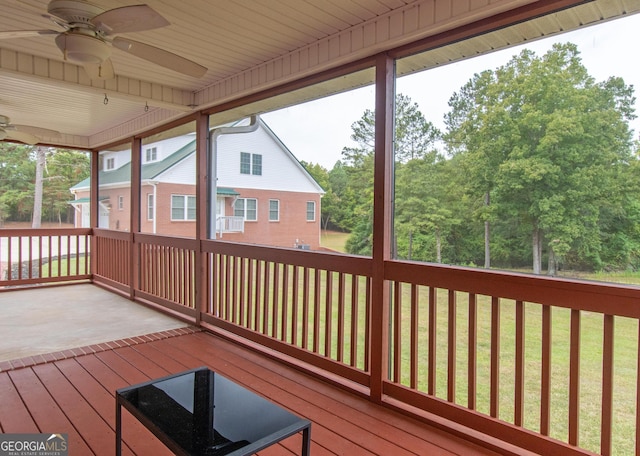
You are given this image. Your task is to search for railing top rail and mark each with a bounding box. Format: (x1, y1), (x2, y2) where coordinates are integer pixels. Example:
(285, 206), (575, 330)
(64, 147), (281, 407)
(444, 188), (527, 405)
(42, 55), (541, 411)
(0, 228), (92, 236)
(135, 232), (199, 249)
(386, 259), (640, 318)
(202, 239), (372, 276)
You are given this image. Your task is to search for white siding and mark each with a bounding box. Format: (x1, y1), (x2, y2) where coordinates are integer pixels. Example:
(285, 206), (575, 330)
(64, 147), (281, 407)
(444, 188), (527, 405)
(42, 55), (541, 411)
(216, 123), (322, 194)
(157, 153), (196, 185)
(143, 135), (195, 162)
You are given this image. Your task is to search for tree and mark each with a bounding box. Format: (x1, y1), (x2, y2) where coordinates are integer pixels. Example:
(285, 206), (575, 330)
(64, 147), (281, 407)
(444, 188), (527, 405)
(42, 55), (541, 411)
(0, 143), (35, 223)
(445, 43), (636, 274)
(341, 93), (442, 255)
(0, 143), (90, 226)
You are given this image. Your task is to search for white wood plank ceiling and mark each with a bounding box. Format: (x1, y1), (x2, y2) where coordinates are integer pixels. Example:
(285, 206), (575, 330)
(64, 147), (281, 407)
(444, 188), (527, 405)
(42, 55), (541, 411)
(0, 0), (637, 149)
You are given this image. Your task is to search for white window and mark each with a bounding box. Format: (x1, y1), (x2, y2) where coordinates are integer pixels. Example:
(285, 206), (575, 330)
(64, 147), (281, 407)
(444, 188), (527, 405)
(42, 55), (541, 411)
(234, 198), (257, 221)
(145, 147), (158, 162)
(240, 152), (262, 175)
(118, 195), (124, 211)
(306, 201), (315, 221)
(269, 199), (279, 221)
(105, 157), (115, 170)
(147, 194), (154, 220)
(171, 195), (196, 220)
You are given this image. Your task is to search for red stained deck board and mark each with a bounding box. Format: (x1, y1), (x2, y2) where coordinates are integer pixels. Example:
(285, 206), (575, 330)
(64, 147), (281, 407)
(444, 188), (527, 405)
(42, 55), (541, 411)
(31, 362), (117, 455)
(7, 367), (93, 454)
(1, 331), (500, 456)
(0, 373), (39, 433)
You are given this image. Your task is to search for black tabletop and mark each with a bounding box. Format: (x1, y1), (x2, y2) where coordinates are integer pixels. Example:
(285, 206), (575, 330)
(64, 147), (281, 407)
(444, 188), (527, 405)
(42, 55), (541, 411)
(117, 367), (309, 455)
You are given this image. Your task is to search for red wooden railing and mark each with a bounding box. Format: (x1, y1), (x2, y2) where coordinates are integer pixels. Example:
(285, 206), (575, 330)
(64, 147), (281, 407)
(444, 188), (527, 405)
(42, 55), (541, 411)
(8, 228), (640, 455)
(92, 229), (131, 293)
(135, 233), (197, 318)
(0, 228), (91, 288)
(201, 239), (372, 386)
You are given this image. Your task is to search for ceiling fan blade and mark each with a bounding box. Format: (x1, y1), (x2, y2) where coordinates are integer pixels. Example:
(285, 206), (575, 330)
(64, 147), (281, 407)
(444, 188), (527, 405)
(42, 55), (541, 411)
(13, 125), (61, 138)
(91, 5), (169, 34)
(7, 130), (39, 145)
(112, 37), (207, 78)
(83, 58), (115, 80)
(0, 29), (57, 39)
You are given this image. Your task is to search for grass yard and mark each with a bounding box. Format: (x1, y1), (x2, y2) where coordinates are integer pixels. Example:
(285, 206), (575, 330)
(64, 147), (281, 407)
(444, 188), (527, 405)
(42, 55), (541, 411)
(320, 230), (350, 253)
(388, 286), (638, 456)
(41, 256), (89, 278)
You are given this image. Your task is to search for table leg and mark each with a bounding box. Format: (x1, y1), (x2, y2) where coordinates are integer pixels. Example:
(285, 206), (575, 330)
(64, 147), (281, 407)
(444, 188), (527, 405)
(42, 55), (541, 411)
(115, 399), (122, 456)
(301, 424), (311, 456)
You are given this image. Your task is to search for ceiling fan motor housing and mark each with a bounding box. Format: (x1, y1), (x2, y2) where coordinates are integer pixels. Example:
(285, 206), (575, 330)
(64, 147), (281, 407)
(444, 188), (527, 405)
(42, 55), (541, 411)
(55, 32), (111, 63)
(47, 0), (104, 24)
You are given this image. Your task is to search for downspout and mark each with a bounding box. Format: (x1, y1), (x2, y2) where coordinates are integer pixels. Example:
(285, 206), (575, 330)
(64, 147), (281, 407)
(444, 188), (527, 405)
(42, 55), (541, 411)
(208, 115), (260, 238)
(150, 181), (158, 234)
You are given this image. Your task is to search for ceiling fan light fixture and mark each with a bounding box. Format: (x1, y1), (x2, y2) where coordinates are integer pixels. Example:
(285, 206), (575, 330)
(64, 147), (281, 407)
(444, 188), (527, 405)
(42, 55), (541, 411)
(55, 32), (111, 64)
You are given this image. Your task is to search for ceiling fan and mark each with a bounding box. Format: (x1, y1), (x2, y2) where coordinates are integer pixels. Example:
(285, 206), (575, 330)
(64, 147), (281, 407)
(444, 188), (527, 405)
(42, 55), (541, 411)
(0, 114), (60, 145)
(0, 0), (207, 79)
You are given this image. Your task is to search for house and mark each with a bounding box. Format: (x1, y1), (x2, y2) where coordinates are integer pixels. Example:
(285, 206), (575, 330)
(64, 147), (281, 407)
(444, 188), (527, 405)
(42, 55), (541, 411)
(69, 118), (324, 249)
(2, 1), (639, 455)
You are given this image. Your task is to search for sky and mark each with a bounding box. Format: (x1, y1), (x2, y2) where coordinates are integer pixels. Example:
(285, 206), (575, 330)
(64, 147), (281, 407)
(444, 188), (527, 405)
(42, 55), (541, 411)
(263, 13), (640, 170)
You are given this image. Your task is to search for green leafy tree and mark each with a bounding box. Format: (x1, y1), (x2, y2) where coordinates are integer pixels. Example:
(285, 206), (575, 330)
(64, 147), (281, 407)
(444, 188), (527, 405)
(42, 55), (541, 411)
(445, 43), (636, 274)
(44, 149), (91, 224)
(0, 143), (35, 223)
(341, 94), (441, 255)
(0, 143), (90, 226)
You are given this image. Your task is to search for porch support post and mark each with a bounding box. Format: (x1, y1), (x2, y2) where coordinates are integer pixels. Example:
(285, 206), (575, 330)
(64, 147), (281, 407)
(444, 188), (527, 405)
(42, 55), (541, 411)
(90, 149), (99, 282)
(196, 112), (210, 325)
(130, 137), (142, 300)
(370, 52), (395, 402)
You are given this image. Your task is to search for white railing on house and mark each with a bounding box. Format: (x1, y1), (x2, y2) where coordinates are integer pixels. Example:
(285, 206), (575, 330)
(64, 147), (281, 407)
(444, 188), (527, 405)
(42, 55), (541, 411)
(216, 216), (244, 235)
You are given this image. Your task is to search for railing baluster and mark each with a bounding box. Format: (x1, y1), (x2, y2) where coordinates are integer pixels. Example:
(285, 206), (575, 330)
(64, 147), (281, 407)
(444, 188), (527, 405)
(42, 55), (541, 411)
(515, 300), (525, 427)
(490, 296), (500, 418)
(302, 267), (309, 350)
(326, 270), (335, 359)
(262, 261), (271, 335)
(428, 286), (437, 395)
(364, 276), (371, 372)
(468, 293), (477, 410)
(272, 262), (280, 338)
(410, 284), (419, 389)
(291, 265), (299, 346)
(601, 314), (614, 456)
(393, 281), (402, 383)
(312, 269), (321, 353)
(246, 258), (254, 328)
(448, 290), (457, 402)
(254, 260), (262, 331)
(350, 274), (359, 368)
(239, 257), (246, 327)
(281, 263), (289, 342)
(336, 272), (344, 362)
(569, 309), (581, 445)
(541, 304), (552, 436)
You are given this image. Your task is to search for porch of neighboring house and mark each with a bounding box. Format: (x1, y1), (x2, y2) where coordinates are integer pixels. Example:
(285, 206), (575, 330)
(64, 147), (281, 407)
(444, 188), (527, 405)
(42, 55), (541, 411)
(0, 285), (503, 456)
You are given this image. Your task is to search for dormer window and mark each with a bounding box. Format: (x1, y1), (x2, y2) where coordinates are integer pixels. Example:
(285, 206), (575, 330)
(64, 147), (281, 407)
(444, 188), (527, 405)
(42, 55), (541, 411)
(145, 147), (158, 162)
(240, 152), (262, 175)
(105, 157), (115, 170)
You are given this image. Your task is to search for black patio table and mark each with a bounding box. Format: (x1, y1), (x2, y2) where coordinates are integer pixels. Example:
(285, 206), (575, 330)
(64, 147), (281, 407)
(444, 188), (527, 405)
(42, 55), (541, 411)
(116, 366), (311, 455)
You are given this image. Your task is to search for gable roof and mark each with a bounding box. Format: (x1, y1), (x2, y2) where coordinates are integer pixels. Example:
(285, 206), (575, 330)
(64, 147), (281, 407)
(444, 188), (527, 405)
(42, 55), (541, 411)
(71, 138), (196, 191)
(70, 119), (324, 193)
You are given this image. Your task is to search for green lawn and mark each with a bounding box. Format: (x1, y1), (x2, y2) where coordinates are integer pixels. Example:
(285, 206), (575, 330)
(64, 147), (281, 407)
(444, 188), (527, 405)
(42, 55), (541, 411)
(41, 256), (88, 277)
(320, 230), (350, 252)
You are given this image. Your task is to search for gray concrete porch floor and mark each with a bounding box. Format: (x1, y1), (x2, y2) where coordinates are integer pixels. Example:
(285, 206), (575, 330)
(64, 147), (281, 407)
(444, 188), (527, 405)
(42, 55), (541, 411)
(0, 284), (189, 362)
